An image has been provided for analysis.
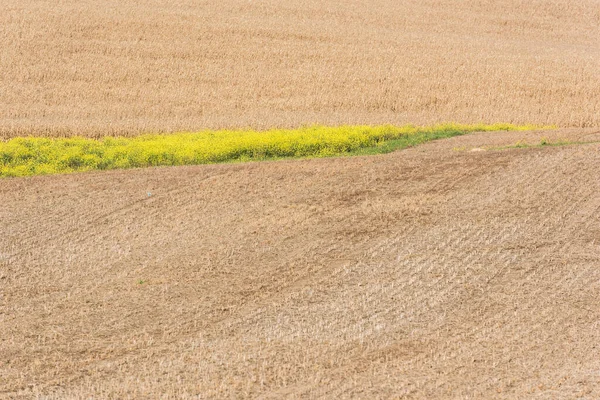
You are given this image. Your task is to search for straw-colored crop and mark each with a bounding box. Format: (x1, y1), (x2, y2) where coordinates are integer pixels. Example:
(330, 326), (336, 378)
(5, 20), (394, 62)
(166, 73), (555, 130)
(0, 124), (540, 177)
(1, 0), (598, 139)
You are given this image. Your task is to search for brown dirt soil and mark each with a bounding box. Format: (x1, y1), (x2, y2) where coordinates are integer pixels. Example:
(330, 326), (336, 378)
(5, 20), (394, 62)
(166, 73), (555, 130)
(1, 129), (600, 398)
(2, 0), (600, 138)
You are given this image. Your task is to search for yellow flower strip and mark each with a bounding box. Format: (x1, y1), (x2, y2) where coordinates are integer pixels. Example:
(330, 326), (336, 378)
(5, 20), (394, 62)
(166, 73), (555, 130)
(0, 123), (545, 177)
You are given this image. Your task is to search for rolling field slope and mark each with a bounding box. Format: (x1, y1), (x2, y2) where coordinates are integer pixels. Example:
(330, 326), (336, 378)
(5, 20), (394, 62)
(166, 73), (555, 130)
(2, 0), (600, 398)
(2, 129), (600, 398)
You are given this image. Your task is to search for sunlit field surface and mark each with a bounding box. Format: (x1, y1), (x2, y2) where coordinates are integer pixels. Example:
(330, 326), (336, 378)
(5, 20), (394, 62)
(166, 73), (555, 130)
(3, 1), (600, 398)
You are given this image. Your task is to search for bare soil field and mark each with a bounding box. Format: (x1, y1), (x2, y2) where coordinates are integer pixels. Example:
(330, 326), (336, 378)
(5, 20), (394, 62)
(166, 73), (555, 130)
(2, 129), (600, 398)
(2, 0), (600, 138)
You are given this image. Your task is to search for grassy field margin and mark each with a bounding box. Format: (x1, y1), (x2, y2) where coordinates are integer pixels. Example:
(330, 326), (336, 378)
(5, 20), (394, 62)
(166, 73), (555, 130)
(0, 124), (544, 177)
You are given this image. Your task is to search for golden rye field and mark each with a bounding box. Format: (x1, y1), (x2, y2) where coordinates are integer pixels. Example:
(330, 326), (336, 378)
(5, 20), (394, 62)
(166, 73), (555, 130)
(1, 0), (599, 139)
(0, 124), (540, 177)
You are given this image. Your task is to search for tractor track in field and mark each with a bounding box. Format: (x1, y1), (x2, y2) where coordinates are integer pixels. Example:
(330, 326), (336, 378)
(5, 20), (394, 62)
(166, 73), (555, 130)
(1, 129), (600, 398)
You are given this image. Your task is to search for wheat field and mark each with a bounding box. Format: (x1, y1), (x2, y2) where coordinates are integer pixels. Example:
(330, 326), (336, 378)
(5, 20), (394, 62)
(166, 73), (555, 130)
(4, 1), (600, 398)
(1, 0), (599, 138)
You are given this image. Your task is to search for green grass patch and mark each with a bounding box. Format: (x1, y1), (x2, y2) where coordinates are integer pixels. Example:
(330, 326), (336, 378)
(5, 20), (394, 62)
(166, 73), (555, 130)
(492, 137), (599, 151)
(0, 123), (547, 177)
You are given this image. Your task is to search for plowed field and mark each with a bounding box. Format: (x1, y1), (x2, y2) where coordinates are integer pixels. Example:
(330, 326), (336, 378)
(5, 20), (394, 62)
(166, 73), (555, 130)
(2, 129), (600, 398)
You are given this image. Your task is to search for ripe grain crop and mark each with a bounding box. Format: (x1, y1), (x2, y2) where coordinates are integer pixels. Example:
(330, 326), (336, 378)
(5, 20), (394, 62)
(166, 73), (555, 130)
(1, 0), (599, 138)
(0, 123), (539, 177)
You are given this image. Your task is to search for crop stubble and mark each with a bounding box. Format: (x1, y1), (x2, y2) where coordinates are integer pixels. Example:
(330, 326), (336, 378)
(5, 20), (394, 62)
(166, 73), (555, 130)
(2, 129), (600, 397)
(1, 0), (600, 138)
